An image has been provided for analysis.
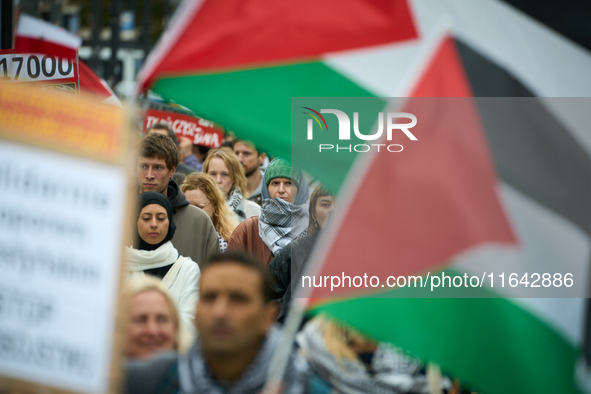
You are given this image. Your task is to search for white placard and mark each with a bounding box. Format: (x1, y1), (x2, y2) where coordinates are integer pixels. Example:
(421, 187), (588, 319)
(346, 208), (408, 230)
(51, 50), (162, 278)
(0, 140), (126, 394)
(0, 54), (75, 82)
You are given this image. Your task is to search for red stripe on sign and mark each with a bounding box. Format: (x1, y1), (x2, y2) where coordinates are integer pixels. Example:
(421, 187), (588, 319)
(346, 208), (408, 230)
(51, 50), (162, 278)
(14, 37), (78, 60)
(140, 0), (418, 91)
(308, 37), (517, 299)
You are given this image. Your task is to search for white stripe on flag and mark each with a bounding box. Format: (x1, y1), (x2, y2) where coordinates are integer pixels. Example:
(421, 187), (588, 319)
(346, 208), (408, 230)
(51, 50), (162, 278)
(17, 14), (81, 50)
(323, 15), (451, 97)
(324, 40), (422, 97)
(453, 182), (590, 345)
(410, 0), (591, 97)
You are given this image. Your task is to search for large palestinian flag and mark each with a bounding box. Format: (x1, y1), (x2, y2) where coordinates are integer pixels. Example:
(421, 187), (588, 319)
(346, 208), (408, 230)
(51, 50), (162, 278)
(136, 0), (418, 164)
(136, 1), (591, 393)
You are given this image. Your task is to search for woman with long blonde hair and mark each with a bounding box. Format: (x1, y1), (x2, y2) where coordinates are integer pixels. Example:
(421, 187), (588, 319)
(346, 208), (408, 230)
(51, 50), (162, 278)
(181, 173), (238, 252)
(297, 315), (443, 393)
(203, 147), (261, 222)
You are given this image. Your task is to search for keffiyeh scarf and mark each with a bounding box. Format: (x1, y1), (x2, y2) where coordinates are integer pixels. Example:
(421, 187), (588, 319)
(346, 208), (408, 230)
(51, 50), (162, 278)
(227, 188), (247, 221)
(259, 197), (308, 255)
(297, 319), (434, 394)
(178, 326), (308, 394)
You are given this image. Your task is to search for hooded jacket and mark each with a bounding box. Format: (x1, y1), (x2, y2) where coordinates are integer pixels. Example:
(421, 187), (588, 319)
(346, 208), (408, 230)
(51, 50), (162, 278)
(167, 180), (220, 265)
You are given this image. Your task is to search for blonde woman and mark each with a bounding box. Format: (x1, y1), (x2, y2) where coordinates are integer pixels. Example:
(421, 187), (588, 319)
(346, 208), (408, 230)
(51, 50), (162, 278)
(124, 275), (193, 360)
(297, 315), (447, 393)
(181, 173), (238, 252)
(203, 147), (260, 223)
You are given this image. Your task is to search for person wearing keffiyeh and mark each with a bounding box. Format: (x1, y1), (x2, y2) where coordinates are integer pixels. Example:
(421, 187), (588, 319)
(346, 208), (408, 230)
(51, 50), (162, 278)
(297, 315), (450, 394)
(227, 158), (309, 267)
(124, 251), (308, 394)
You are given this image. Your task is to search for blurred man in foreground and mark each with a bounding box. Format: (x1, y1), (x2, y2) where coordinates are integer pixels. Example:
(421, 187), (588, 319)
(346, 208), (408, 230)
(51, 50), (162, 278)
(125, 251), (307, 394)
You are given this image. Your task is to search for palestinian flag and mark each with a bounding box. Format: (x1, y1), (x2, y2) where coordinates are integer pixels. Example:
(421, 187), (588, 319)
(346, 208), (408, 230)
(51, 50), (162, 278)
(304, 35), (591, 394)
(136, 0), (418, 164)
(136, 1), (591, 393)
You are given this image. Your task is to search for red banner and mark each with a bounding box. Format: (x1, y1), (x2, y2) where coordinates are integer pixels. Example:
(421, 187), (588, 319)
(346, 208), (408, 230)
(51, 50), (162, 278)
(143, 108), (224, 148)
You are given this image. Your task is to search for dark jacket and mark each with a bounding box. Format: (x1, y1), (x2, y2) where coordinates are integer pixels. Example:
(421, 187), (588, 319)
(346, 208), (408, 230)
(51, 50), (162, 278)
(267, 232), (318, 323)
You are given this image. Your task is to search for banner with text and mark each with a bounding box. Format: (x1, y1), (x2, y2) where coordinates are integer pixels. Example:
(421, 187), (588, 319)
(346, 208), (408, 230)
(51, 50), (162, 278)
(0, 82), (129, 394)
(143, 108), (224, 148)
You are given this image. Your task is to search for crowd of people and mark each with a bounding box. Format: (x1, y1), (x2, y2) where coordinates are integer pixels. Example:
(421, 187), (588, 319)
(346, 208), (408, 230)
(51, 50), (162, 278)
(122, 124), (450, 393)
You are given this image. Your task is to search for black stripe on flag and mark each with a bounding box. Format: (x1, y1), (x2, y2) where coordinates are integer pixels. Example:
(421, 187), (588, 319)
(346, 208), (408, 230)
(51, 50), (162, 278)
(457, 37), (591, 366)
(501, 0), (591, 52)
(456, 38), (591, 239)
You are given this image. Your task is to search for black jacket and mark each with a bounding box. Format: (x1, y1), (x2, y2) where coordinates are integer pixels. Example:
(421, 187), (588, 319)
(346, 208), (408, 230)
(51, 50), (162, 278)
(266, 232), (318, 323)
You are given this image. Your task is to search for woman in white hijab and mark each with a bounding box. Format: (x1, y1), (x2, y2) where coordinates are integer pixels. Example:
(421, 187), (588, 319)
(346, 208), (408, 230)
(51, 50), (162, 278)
(125, 191), (200, 333)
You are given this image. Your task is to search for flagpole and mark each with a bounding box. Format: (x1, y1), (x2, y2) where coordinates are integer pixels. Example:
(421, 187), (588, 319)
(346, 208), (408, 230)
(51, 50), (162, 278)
(76, 53), (80, 97)
(263, 296), (308, 393)
(427, 363), (443, 394)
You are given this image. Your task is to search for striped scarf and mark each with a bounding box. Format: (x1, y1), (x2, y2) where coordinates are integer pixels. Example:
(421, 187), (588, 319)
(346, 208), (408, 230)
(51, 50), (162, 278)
(178, 325), (308, 394)
(227, 188), (246, 221)
(297, 319), (438, 394)
(258, 198), (308, 255)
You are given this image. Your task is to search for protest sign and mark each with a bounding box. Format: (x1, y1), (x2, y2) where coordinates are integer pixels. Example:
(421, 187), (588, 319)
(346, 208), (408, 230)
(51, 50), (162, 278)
(0, 82), (130, 394)
(0, 52), (78, 93)
(143, 108), (224, 148)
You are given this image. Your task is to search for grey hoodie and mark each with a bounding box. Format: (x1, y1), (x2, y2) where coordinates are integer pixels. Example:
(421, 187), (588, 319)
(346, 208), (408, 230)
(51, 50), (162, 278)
(167, 180), (220, 265)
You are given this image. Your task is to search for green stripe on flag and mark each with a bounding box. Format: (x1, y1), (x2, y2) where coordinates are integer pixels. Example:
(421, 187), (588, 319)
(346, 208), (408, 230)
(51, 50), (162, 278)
(152, 61), (377, 162)
(310, 294), (581, 394)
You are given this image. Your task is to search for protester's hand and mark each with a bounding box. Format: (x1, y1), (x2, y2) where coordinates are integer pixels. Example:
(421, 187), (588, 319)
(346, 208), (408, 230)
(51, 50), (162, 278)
(179, 136), (193, 160)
